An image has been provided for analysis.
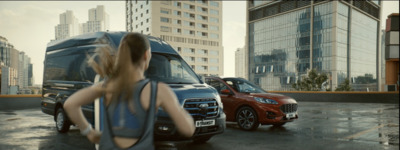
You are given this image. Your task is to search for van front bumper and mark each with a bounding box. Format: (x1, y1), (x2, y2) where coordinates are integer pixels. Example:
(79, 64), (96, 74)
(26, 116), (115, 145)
(154, 113), (226, 141)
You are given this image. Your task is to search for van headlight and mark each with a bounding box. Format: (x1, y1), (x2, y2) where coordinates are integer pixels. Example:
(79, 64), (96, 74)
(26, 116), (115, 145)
(216, 96), (223, 109)
(254, 97), (278, 105)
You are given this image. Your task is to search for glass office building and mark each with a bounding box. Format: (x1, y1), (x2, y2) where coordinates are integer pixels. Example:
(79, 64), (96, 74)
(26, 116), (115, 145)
(247, 0), (381, 91)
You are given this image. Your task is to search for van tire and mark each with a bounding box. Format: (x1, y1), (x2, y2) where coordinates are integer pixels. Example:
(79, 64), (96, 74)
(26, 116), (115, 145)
(236, 106), (259, 131)
(55, 108), (71, 133)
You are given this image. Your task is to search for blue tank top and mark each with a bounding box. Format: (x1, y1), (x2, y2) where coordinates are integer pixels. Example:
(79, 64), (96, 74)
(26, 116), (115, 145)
(99, 79), (157, 150)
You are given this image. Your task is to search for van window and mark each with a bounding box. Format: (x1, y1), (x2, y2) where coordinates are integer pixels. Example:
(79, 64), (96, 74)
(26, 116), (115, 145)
(145, 53), (200, 84)
(44, 50), (96, 82)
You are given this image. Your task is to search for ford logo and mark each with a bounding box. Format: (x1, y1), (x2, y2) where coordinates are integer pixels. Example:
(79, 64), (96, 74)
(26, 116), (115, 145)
(199, 103), (209, 108)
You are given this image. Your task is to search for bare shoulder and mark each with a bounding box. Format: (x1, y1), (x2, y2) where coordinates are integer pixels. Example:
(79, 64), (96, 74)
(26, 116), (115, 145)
(156, 82), (174, 100)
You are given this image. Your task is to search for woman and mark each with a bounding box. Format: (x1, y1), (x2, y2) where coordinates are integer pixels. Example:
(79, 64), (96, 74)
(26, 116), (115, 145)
(64, 33), (195, 149)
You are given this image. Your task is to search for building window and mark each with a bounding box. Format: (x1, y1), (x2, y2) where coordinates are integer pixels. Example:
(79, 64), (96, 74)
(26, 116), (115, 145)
(197, 57), (208, 63)
(136, 25), (138, 28)
(183, 3), (190, 9)
(146, 27), (149, 31)
(210, 50), (219, 55)
(210, 58), (218, 63)
(210, 33), (219, 39)
(141, 13), (143, 17)
(197, 6), (208, 13)
(136, 8), (138, 12)
(146, 18), (149, 23)
(160, 9), (170, 14)
(210, 25), (218, 30)
(173, 10), (181, 16)
(198, 49), (208, 55)
(173, 2), (181, 8)
(136, 17), (138, 20)
(210, 17), (218, 23)
(173, 28), (182, 34)
(141, 5), (143, 8)
(210, 66), (218, 71)
(183, 48), (195, 54)
(210, 1), (219, 7)
(161, 26), (170, 32)
(160, 17), (170, 23)
(173, 19), (181, 25)
(141, 22), (143, 26)
(146, 9), (149, 14)
(210, 9), (219, 15)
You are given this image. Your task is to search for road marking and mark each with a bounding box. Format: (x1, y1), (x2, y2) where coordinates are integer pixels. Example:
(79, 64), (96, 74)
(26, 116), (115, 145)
(343, 124), (385, 140)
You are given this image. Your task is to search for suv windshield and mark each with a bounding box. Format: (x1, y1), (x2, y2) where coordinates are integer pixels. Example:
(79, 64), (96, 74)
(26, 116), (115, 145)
(145, 53), (200, 84)
(223, 78), (266, 93)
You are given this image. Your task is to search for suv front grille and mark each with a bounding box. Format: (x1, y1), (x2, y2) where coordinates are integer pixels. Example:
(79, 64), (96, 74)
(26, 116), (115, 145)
(183, 98), (219, 119)
(280, 103), (298, 114)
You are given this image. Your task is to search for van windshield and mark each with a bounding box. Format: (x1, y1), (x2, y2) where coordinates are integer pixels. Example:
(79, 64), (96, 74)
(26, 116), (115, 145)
(145, 53), (201, 84)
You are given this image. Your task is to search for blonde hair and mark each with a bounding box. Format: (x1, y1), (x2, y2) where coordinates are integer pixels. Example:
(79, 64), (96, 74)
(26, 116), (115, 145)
(88, 33), (150, 101)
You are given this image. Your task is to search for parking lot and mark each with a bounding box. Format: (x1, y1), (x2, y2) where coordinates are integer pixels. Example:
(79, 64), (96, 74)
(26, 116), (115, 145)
(0, 101), (398, 150)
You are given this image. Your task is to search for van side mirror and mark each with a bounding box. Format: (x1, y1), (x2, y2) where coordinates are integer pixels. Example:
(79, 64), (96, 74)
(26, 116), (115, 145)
(198, 74), (205, 83)
(221, 89), (232, 95)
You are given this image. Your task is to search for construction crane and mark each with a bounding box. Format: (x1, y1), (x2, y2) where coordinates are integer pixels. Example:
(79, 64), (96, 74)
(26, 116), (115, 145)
(125, 0), (133, 32)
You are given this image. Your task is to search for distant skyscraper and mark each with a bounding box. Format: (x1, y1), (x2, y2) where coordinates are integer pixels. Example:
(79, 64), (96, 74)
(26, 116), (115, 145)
(28, 63), (33, 86)
(235, 47), (246, 79)
(383, 13), (399, 91)
(127, 1), (224, 77)
(18, 52), (30, 89)
(55, 10), (80, 40)
(0, 36), (19, 94)
(0, 36), (13, 66)
(247, 0), (381, 91)
(82, 5), (110, 34)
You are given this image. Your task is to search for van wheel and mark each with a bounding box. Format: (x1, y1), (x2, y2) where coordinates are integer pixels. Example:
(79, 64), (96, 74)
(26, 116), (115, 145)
(193, 136), (212, 144)
(56, 108), (71, 133)
(236, 107), (259, 131)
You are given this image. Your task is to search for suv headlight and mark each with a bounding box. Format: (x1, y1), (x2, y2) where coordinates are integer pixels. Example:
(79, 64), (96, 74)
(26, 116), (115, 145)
(254, 97), (278, 105)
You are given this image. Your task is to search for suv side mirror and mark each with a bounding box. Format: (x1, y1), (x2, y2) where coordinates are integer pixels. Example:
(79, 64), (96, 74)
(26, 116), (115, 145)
(221, 89), (232, 95)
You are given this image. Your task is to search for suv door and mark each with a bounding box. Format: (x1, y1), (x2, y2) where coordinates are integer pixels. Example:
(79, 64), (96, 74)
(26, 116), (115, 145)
(206, 78), (237, 121)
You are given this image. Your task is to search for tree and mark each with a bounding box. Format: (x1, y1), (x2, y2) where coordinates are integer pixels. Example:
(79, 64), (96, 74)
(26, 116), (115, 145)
(335, 78), (353, 91)
(292, 69), (328, 91)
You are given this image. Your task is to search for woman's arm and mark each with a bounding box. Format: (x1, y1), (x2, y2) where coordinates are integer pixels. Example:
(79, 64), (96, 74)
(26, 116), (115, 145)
(158, 83), (195, 137)
(63, 84), (103, 143)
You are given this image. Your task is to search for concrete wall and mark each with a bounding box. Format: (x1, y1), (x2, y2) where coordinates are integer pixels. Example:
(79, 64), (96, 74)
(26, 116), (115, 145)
(0, 92), (398, 111)
(0, 96), (41, 111)
(270, 92), (399, 103)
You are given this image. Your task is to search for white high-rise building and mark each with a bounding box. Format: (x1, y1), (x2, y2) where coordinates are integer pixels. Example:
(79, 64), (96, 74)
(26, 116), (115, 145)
(82, 5), (110, 34)
(55, 10), (80, 40)
(128, 1), (223, 77)
(235, 47), (246, 79)
(18, 52), (30, 89)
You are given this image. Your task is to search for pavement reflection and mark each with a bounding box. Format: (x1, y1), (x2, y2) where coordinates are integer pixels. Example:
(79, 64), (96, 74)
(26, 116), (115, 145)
(0, 102), (398, 150)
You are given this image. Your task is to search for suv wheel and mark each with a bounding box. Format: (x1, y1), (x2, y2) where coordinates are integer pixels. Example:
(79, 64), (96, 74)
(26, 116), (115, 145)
(236, 106), (259, 131)
(193, 136), (212, 144)
(56, 107), (71, 133)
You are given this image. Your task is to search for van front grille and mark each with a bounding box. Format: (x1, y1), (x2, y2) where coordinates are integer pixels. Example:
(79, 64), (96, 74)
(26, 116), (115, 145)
(183, 98), (219, 120)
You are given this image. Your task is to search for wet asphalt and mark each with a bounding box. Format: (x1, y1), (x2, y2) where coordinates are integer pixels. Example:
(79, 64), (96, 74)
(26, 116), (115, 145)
(0, 102), (398, 150)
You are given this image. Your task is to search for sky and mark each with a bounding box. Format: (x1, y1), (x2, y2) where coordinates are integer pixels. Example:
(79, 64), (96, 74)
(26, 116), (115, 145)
(0, 1), (398, 85)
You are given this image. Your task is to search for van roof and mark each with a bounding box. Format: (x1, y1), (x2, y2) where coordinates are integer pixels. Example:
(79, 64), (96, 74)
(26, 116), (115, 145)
(46, 31), (178, 55)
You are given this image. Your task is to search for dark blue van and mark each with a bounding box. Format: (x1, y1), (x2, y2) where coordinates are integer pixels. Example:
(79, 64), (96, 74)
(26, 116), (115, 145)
(41, 32), (225, 143)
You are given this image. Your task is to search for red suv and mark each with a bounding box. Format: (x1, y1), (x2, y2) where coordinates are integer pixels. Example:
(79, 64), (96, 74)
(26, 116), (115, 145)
(205, 77), (298, 130)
